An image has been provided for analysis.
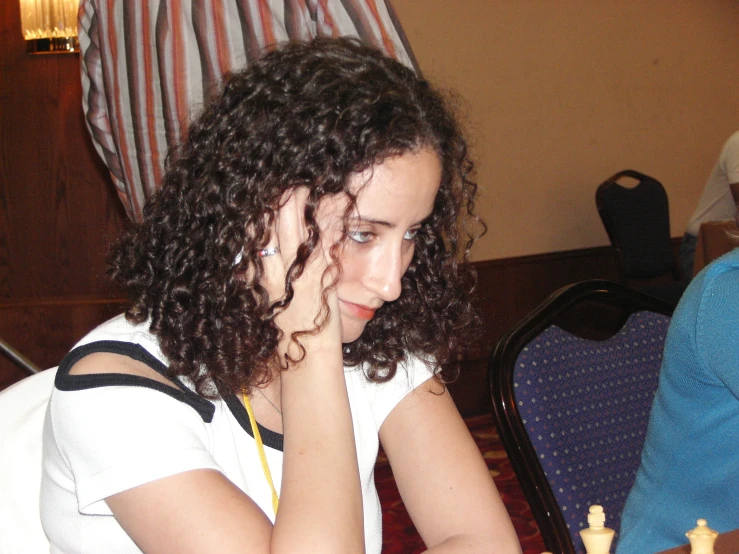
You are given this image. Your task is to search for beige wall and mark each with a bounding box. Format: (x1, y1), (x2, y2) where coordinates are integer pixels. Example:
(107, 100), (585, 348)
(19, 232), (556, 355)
(392, 0), (739, 260)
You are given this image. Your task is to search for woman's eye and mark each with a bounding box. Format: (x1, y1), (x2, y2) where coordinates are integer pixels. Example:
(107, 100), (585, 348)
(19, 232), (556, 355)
(347, 230), (374, 244)
(404, 228), (420, 240)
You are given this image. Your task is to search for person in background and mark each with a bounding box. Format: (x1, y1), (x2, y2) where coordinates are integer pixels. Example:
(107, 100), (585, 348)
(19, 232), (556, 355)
(78, 0), (418, 221)
(41, 39), (522, 553)
(617, 245), (739, 553)
(679, 130), (739, 281)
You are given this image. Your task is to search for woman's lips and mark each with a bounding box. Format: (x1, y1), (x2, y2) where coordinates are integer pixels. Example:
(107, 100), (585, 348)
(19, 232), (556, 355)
(341, 300), (377, 321)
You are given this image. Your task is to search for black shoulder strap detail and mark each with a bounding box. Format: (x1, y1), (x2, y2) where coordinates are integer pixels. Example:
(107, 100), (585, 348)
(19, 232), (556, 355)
(222, 393), (284, 452)
(55, 340), (215, 423)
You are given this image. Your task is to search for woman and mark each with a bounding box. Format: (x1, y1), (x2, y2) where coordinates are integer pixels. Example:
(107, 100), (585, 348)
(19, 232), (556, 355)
(40, 39), (521, 553)
(617, 245), (739, 553)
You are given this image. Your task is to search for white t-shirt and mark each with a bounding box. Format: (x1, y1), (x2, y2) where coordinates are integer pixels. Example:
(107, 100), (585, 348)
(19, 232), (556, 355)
(686, 130), (739, 236)
(41, 314), (433, 553)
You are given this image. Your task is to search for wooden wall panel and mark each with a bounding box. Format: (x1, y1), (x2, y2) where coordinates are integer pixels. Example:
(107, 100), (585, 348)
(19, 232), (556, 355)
(0, 1), (127, 389)
(0, 0), (127, 302)
(0, 298), (129, 390)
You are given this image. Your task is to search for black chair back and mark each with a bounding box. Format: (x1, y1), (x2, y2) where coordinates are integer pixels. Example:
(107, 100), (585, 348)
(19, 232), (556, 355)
(596, 170), (680, 282)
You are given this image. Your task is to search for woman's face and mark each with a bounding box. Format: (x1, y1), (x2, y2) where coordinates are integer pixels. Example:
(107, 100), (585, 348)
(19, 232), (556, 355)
(335, 147), (442, 343)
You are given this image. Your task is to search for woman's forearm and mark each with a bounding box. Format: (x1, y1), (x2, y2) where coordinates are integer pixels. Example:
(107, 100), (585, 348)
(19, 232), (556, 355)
(271, 339), (364, 553)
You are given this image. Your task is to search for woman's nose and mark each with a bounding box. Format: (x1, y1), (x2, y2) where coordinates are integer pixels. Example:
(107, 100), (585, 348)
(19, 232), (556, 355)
(363, 245), (405, 302)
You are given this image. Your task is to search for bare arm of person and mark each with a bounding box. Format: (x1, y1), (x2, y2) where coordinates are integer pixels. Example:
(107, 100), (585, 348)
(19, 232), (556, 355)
(105, 469), (273, 552)
(380, 377), (522, 553)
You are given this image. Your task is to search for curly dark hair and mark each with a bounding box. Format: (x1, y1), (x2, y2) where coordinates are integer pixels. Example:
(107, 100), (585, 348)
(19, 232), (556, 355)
(108, 38), (485, 398)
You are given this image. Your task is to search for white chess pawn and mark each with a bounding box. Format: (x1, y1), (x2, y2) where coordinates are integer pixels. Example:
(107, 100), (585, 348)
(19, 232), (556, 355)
(580, 505), (615, 554)
(686, 518), (718, 554)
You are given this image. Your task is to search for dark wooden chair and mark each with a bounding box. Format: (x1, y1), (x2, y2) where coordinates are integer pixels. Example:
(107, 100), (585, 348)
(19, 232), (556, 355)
(489, 280), (673, 554)
(596, 170), (685, 306)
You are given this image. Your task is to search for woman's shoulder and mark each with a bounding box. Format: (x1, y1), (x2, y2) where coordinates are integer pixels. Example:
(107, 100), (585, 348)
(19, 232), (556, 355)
(345, 352), (435, 387)
(66, 351), (176, 390)
(345, 353), (436, 426)
(52, 317), (216, 424)
(59, 314), (167, 375)
(704, 246), (739, 274)
(72, 314), (162, 356)
(686, 249), (739, 309)
(680, 248), (739, 312)
(53, 315), (213, 419)
(670, 248), (739, 373)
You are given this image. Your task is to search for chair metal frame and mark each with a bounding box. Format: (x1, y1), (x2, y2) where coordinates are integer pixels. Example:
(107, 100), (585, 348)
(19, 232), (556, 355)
(0, 337), (40, 375)
(489, 279), (673, 554)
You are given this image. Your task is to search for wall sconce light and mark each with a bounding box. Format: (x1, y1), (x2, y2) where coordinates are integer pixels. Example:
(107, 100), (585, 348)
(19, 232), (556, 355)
(19, 0), (79, 54)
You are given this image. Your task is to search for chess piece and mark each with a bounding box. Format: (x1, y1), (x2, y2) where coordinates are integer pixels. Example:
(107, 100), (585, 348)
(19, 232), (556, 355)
(580, 505), (615, 554)
(686, 518), (718, 554)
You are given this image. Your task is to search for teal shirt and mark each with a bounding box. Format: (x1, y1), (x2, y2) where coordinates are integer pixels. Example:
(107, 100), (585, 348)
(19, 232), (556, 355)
(617, 248), (739, 553)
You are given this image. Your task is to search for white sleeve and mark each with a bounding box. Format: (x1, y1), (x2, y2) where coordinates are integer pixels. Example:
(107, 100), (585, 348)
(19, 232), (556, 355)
(366, 355), (435, 430)
(47, 385), (221, 515)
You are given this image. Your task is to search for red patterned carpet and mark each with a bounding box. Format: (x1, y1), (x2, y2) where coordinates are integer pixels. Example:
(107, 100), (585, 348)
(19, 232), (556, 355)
(376, 413), (546, 554)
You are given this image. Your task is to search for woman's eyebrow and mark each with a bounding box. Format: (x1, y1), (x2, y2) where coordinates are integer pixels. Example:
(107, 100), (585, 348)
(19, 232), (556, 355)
(349, 214), (432, 228)
(350, 216), (394, 228)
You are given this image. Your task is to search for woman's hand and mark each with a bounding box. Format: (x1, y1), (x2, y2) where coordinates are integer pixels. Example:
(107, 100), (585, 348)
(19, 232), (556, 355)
(262, 187), (346, 365)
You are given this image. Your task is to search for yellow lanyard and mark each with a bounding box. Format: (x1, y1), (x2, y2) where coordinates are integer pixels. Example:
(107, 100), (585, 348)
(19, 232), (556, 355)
(242, 392), (279, 516)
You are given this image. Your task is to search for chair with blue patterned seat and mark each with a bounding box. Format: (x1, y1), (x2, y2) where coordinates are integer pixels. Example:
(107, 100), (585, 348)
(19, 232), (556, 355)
(489, 280), (673, 554)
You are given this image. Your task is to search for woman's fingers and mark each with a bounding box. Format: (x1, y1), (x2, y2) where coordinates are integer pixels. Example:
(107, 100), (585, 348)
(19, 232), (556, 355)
(260, 187), (308, 302)
(276, 187), (310, 269)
